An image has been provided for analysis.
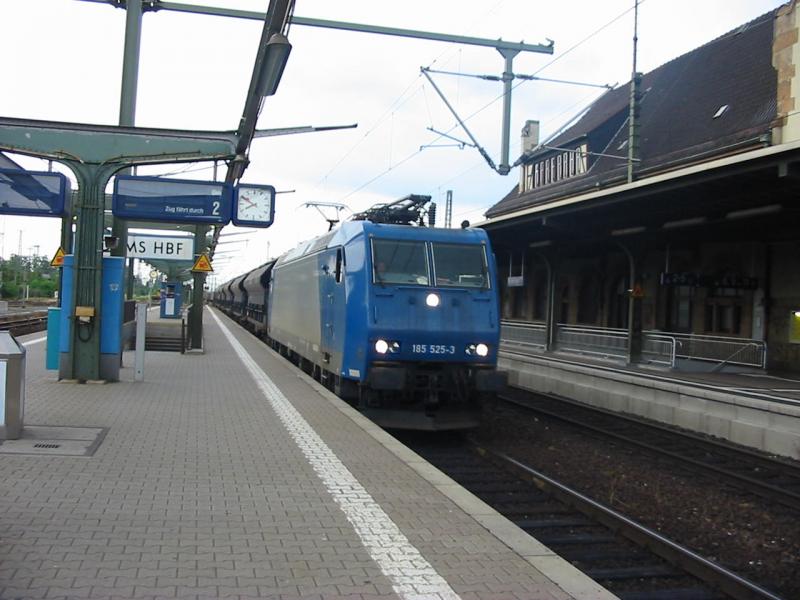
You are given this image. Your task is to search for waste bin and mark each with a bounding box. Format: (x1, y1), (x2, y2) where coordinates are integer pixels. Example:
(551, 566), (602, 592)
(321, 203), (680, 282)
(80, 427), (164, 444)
(0, 331), (26, 440)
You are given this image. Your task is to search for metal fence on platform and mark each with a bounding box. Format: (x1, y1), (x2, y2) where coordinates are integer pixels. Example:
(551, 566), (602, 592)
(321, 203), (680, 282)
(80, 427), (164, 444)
(499, 320), (547, 351)
(500, 321), (765, 370)
(553, 324), (628, 360)
(669, 332), (766, 369)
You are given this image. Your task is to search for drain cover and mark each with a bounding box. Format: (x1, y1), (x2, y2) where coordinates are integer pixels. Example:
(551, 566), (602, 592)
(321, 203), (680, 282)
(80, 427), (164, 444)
(33, 443), (61, 449)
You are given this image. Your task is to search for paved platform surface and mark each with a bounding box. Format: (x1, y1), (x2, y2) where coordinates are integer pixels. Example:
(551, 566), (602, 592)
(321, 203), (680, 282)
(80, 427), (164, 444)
(509, 347), (800, 403)
(0, 308), (613, 600)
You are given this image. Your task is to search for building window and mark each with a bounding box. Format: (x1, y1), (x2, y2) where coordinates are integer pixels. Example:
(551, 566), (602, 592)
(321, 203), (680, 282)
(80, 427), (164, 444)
(666, 285), (693, 333)
(532, 269), (548, 321)
(608, 275), (629, 329)
(577, 272), (600, 324)
(577, 144), (587, 173)
(559, 284), (570, 323)
(704, 299), (742, 335)
(522, 143), (591, 192)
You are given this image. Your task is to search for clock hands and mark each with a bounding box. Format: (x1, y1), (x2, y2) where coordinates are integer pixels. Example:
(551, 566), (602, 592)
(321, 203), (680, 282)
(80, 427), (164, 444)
(234, 186), (273, 226)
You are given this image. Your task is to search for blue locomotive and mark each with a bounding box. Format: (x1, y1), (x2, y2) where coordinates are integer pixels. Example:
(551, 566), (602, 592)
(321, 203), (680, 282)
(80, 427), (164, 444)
(215, 195), (506, 430)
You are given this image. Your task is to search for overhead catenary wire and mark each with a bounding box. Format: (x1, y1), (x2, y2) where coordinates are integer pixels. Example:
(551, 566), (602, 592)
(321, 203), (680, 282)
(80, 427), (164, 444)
(312, 1), (514, 196)
(423, 66), (614, 90)
(336, 1), (648, 204)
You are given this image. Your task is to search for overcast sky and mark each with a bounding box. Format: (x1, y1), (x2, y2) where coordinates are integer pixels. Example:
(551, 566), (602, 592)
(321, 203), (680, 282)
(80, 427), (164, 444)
(0, 0), (787, 285)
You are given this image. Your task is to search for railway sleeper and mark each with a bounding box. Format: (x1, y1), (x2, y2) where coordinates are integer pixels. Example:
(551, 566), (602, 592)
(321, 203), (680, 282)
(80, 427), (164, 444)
(531, 531), (618, 545)
(586, 564), (679, 581)
(461, 481), (537, 493)
(513, 517), (593, 529)
(617, 588), (722, 600)
(478, 491), (550, 504)
(558, 543), (648, 560)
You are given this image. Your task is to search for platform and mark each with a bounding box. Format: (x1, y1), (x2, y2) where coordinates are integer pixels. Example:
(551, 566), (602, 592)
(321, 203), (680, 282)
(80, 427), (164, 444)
(0, 308), (613, 600)
(501, 347), (800, 460)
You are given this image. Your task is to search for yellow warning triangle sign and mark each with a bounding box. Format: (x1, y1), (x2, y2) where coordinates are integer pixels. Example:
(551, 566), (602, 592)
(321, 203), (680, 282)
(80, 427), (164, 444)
(191, 253), (213, 273)
(50, 247), (66, 268)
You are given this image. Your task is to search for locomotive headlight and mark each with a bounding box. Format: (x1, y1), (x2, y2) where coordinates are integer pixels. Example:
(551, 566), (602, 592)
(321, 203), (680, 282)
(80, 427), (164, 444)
(467, 343), (490, 357)
(374, 339), (400, 354)
(425, 293), (440, 307)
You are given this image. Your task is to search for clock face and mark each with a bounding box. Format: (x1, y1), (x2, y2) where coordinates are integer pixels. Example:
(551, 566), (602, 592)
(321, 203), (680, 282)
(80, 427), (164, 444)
(234, 185), (274, 226)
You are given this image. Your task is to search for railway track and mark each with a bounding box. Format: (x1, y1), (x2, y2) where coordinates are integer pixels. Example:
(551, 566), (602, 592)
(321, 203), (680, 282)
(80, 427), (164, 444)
(402, 433), (782, 600)
(0, 310), (48, 337)
(498, 388), (800, 512)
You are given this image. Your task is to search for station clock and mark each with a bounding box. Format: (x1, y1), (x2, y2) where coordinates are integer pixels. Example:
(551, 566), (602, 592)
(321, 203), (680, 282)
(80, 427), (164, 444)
(233, 184), (275, 227)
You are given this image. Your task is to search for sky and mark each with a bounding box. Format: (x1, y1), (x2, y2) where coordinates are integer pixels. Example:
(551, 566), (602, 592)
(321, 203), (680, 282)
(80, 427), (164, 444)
(0, 0), (788, 286)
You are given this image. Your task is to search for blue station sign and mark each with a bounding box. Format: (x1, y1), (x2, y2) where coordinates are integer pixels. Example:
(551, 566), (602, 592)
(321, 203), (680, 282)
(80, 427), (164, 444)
(112, 175), (233, 225)
(0, 169), (69, 217)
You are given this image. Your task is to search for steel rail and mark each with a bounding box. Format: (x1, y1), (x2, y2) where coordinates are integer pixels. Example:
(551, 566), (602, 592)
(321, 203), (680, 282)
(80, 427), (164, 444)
(498, 391), (800, 512)
(479, 444), (784, 600)
(0, 315), (48, 336)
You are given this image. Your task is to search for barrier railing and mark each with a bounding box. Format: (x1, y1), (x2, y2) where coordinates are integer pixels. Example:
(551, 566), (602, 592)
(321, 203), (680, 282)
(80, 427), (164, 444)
(501, 321), (765, 369)
(499, 320), (547, 351)
(669, 333), (766, 369)
(554, 324), (630, 361)
(642, 333), (677, 368)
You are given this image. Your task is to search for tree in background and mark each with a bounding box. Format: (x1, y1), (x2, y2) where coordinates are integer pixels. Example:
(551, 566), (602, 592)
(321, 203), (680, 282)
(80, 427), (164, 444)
(0, 255), (58, 299)
(0, 254), (160, 301)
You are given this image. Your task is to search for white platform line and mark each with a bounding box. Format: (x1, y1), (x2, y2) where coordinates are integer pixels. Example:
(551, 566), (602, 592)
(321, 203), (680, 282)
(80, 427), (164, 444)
(211, 309), (461, 600)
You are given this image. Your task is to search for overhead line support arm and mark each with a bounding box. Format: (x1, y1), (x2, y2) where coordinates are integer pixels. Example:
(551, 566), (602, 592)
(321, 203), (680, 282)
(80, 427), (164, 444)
(421, 68), (498, 173)
(145, 3), (554, 55)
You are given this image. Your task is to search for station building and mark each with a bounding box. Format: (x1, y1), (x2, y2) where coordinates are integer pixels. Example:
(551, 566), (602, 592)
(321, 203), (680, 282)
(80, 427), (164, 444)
(482, 3), (800, 374)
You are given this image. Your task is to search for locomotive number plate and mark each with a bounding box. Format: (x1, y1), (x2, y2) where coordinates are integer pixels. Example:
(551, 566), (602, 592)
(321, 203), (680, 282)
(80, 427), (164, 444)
(411, 344), (456, 355)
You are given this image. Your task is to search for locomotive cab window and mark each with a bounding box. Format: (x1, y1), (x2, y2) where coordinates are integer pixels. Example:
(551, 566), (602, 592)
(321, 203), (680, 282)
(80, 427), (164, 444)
(432, 243), (489, 288)
(372, 239), (429, 285)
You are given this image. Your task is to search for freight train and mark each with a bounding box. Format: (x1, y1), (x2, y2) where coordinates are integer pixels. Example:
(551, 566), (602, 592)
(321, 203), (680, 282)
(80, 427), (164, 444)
(214, 195), (505, 430)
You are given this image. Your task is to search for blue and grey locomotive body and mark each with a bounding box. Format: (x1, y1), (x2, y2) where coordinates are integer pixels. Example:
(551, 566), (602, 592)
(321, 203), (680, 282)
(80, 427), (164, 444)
(217, 216), (505, 430)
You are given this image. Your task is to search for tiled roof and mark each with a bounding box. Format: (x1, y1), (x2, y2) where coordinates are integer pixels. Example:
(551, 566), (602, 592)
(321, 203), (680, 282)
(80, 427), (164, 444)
(486, 8), (779, 219)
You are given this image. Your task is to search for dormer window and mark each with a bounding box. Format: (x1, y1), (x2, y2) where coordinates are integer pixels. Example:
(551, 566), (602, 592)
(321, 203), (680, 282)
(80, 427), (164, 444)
(520, 143), (588, 192)
(713, 104), (729, 119)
